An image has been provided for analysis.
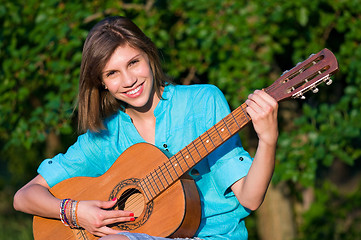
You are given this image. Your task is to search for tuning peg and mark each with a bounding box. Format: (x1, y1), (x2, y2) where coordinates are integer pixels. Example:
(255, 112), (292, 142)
(325, 79), (333, 85)
(312, 87), (319, 93)
(300, 95), (306, 100)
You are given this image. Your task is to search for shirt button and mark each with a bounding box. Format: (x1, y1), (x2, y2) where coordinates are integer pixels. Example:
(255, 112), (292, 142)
(239, 157), (244, 161)
(190, 168), (200, 176)
(48, 160), (53, 164)
(163, 144), (168, 148)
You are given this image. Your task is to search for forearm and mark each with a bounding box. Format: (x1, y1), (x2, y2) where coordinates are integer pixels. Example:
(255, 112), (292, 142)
(13, 177), (60, 219)
(245, 140), (276, 204)
(232, 139), (276, 210)
(233, 89), (278, 210)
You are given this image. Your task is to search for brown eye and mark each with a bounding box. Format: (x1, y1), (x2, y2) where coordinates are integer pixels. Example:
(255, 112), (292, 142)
(129, 59), (139, 67)
(106, 70), (116, 78)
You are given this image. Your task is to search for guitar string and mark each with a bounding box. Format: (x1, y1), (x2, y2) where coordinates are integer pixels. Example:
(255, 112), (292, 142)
(140, 107), (249, 191)
(144, 106), (249, 187)
(109, 58), (331, 212)
(111, 109), (240, 209)
(117, 55), (330, 207)
(264, 57), (326, 94)
(116, 108), (250, 211)
(266, 67), (331, 99)
(120, 58), (334, 211)
(126, 85), (276, 204)
(119, 59), (331, 209)
(116, 63), (327, 208)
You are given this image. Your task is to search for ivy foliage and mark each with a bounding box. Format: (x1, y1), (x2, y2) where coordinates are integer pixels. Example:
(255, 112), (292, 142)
(0, 0), (361, 238)
(298, 182), (361, 240)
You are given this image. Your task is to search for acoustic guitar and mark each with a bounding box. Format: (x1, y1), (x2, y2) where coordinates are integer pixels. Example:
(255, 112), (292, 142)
(33, 48), (339, 239)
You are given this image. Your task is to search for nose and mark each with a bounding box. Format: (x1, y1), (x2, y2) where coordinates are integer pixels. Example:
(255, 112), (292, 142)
(122, 70), (137, 88)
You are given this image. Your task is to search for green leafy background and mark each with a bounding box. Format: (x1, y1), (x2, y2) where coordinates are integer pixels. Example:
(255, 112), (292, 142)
(1, 0), (360, 239)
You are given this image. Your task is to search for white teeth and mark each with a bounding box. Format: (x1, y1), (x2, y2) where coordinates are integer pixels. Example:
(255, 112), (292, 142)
(126, 85), (141, 95)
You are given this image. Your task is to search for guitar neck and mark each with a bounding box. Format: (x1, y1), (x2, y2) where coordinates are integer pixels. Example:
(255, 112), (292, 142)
(140, 102), (252, 202)
(139, 48), (339, 202)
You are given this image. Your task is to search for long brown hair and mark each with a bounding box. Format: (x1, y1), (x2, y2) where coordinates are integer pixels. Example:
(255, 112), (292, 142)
(77, 16), (169, 133)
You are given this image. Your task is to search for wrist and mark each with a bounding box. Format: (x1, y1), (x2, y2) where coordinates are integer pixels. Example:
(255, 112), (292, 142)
(60, 199), (81, 229)
(258, 134), (278, 149)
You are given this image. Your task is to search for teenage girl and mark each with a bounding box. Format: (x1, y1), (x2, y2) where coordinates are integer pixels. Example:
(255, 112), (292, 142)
(14, 16), (278, 240)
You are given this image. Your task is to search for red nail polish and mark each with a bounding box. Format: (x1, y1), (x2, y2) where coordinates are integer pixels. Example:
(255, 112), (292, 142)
(130, 217), (135, 221)
(129, 213), (134, 217)
(112, 197), (117, 201)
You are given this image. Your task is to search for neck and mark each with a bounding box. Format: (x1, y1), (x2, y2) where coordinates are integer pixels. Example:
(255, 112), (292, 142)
(126, 86), (163, 120)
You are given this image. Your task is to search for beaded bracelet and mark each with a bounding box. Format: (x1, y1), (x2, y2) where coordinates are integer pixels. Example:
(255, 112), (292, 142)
(71, 200), (80, 229)
(68, 200), (75, 228)
(60, 199), (81, 229)
(75, 200), (80, 228)
(60, 198), (71, 227)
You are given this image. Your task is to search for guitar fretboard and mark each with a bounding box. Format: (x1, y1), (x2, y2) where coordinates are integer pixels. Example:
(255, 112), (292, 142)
(138, 48), (339, 203)
(139, 103), (251, 202)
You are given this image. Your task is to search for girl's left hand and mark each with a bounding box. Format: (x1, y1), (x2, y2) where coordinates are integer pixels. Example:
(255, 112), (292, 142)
(245, 90), (278, 146)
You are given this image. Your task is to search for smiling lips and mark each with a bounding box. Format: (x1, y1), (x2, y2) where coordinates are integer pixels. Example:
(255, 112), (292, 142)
(124, 83), (144, 98)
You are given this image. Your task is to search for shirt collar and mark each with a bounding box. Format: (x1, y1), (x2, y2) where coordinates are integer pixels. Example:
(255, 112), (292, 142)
(154, 83), (174, 117)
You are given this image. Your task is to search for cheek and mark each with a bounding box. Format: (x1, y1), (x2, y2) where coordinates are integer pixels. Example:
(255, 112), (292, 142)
(134, 62), (153, 77)
(103, 76), (121, 92)
(104, 80), (120, 93)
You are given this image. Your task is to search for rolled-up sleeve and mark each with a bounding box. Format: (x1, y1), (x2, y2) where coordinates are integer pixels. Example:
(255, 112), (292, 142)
(37, 132), (106, 188)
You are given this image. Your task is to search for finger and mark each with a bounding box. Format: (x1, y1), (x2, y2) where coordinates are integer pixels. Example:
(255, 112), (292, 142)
(102, 208), (134, 218)
(96, 225), (130, 236)
(102, 215), (135, 226)
(245, 103), (258, 120)
(246, 96), (264, 116)
(247, 90), (277, 114)
(98, 198), (119, 210)
(253, 90), (278, 109)
(248, 91), (268, 107)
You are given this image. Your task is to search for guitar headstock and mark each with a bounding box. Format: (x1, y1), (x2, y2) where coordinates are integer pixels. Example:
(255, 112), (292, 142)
(266, 48), (339, 102)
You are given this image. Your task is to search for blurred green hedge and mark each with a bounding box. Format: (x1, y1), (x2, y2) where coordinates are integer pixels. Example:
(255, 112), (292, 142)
(1, 0), (360, 239)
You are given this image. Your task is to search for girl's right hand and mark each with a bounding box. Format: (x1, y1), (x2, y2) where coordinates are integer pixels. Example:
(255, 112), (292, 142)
(76, 198), (134, 237)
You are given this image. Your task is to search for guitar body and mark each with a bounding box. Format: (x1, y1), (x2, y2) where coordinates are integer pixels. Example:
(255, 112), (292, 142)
(33, 143), (201, 240)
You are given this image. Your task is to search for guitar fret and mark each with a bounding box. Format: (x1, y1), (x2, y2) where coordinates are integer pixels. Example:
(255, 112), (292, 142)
(163, 163), (173, 181)
(230, 111), (241, 128)
(207, 126), (222, 147)
(222, 119), (232, 135)
(169, 158), (180, 178)
(173, 154), (185, 173)
(179, 150), (190, 168)
(185, 145), (196, 164)
(155, 168), (165, 189)
(205, 130), (216, 147)
(153, 171), (163, 192)
(149, 172), (161, 193)
(192, 141), (202, 158)
(240, 104), (250, 121)
(140, 179), (152, 201)
(145, 175), (157, 196)
(198, 136), (209, 154)
(143, 181), (153, 201)
(214, 124), (224, 142)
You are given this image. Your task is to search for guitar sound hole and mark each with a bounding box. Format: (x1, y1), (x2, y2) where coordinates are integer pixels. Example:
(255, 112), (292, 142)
(116, 188), (145, 218)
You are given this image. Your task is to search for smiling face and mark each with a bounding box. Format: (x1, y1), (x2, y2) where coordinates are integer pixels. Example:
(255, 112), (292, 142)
(102, 44), (159, 114)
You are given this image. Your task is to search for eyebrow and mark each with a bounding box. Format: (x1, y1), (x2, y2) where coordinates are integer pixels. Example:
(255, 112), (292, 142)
(127, 53), (142, 63)
(102, 53), (142, 75)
